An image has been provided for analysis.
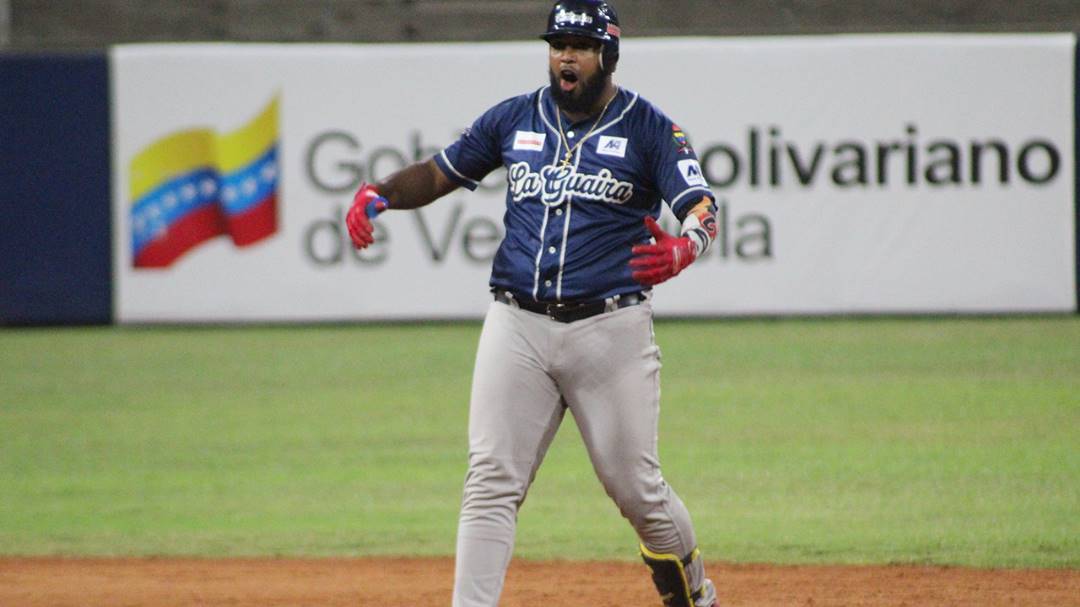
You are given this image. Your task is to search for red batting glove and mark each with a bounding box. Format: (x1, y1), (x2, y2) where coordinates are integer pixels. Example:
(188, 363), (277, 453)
(629, 216), (697, 286)
(345, 182), (389, 249)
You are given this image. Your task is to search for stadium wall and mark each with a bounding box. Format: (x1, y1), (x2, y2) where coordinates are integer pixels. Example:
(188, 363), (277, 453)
(1, 35), (1078, 324)
(5, 0), (1080, 48)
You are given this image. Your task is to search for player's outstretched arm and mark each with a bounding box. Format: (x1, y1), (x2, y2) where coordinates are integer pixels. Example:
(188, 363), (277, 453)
(373, 158), (459, 211)
(346, 159), (458, 249)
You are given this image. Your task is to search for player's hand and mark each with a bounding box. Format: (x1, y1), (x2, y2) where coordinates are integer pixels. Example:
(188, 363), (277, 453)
(346, 182), (389, 249)
(629, 216), (697, 286)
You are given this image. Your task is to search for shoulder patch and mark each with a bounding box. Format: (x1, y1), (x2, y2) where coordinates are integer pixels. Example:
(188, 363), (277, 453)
(672, 124), (692, 154)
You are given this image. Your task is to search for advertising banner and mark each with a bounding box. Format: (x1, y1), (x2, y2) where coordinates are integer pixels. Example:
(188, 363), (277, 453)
(111, 36), (1077, 322)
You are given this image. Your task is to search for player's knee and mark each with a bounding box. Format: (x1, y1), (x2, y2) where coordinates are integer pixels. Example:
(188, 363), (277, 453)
(599, 471), (670, 526)
(615, 498), (673, 536)
(461, 452), (530, 511)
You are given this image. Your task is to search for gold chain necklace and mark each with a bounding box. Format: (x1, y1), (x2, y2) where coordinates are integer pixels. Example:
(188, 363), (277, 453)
(556, 90), (617, 167)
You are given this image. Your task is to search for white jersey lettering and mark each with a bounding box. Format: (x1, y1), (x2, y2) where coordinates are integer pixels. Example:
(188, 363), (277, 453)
(507, 161), (634, 206)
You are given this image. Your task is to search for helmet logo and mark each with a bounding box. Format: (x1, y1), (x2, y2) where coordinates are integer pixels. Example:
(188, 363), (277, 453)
(555, 9), (594, 26)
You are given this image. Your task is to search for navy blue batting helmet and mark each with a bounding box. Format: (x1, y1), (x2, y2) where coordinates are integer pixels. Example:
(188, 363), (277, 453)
(541, 0), (621, 69)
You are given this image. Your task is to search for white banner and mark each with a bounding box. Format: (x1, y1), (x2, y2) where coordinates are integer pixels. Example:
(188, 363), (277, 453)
(111, 35), (1077, 322)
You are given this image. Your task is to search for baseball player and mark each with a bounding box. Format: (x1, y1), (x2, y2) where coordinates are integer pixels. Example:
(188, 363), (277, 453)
(347, 2), (720, 605)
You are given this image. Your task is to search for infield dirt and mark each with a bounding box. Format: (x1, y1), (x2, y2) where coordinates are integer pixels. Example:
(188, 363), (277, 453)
(1, 557), (1078, 606)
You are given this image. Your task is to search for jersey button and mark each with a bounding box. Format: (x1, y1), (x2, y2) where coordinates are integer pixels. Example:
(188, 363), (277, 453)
(544, 280), (553, 287)
(555, 208), (563, 216)
(548, 246), (557, 254)
(567, 131), (575, 138)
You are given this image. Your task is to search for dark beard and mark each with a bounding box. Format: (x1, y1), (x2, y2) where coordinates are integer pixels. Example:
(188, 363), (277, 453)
(549, 68), (610, 116)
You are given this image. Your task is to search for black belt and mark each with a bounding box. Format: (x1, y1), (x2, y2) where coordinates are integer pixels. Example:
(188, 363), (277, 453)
(493, 289), (646, 323)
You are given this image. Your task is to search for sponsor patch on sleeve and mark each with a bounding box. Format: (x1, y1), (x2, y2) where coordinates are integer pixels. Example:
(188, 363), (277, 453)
(513, 131), (547, 152)
(678, 159), (707, 187)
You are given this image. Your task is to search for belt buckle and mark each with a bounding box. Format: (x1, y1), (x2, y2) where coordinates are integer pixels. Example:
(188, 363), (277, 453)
(546, 302), (569, 322)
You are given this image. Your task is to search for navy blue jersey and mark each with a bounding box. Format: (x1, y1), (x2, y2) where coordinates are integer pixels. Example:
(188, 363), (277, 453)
(434, 86), (714, 302)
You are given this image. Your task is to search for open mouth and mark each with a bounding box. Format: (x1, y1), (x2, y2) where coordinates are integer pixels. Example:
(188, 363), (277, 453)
(560, 69), (579, 91)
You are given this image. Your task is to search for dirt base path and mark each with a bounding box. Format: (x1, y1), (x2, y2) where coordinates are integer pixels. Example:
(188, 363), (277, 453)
(1, 557), (1077, 606)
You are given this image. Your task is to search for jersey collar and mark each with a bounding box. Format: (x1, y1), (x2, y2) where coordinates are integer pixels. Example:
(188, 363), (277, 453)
(537, 85), (639, 145)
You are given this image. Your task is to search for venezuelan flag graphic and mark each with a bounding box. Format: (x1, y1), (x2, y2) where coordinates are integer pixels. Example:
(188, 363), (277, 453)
(129, 96), (280, 268)
(216, 97), (279, 247)
(671, 124), (691, 154)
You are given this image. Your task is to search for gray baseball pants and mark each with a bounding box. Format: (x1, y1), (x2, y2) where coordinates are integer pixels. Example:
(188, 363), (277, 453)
(451, 299), (709, 607)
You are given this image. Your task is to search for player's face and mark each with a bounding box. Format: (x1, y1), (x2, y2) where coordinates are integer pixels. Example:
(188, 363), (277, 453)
(548, 35), (607, 114)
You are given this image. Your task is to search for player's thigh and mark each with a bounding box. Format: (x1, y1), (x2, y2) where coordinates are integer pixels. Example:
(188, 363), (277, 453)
(560, 304), (663, 480)
(469, 302), (564, 461)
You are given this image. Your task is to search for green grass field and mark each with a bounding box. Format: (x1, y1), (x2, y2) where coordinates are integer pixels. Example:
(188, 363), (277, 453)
(1, 317), (1078, 568)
